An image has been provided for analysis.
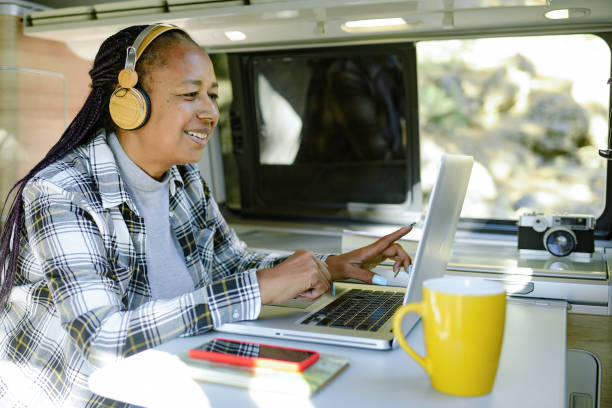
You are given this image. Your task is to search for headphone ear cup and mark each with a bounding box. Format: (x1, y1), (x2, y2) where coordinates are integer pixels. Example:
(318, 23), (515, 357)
(109, 86), (151, 130)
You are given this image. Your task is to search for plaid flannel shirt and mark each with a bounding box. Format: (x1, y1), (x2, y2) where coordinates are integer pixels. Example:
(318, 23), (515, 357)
(0, 130), (285, 407)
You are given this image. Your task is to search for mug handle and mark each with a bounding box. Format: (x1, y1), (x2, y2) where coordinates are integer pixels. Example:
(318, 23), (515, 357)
(392, 302), (431, 374)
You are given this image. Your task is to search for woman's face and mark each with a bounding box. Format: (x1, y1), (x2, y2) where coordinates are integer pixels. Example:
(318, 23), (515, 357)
(118, 39), (219, 179)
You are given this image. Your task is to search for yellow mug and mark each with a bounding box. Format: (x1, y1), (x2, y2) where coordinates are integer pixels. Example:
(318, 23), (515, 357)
(392, 276), (506, 396)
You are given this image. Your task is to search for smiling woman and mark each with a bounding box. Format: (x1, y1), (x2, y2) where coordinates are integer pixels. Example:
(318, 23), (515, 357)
(0, 23), (412, 407)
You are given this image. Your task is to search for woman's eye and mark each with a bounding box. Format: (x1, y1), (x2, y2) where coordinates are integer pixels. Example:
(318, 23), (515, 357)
(183, 92), (198, 99)
(209, 94), (219, 102)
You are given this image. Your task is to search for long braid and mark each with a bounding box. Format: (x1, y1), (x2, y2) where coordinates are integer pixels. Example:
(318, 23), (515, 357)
(0, 25), (151, 307)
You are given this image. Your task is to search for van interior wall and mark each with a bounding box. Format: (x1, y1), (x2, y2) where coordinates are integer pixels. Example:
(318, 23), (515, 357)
(1, 12), (610, 405)
(0, 15), (90, 207)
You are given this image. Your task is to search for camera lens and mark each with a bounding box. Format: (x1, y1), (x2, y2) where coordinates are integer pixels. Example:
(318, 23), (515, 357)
(543, 227), (577, 257)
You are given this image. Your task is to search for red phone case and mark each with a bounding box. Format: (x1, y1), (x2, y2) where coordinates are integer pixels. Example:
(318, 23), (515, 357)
(188, 338), (320, 372)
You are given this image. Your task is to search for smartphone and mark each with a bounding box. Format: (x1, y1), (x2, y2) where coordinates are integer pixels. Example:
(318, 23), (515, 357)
(188, 338), (320, 372)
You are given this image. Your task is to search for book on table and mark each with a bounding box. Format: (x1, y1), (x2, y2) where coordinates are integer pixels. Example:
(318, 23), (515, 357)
(178, 351), (349, 396)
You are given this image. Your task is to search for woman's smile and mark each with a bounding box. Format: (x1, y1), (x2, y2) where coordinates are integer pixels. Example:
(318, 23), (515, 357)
(185, 130), (210, 145)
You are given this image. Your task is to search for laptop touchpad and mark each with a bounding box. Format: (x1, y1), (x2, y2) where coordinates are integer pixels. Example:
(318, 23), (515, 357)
(270, 299), (312, 309)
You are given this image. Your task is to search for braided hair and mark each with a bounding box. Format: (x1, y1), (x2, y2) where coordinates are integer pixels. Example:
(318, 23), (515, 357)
(0, 25), (196, 307)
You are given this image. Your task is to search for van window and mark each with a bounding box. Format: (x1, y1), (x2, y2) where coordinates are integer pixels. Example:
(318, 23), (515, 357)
(216, 33), (611, 229)
(416, 34), (611, 221)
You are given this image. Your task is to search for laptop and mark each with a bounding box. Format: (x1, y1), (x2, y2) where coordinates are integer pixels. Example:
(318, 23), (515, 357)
(217, 154), (474, 350)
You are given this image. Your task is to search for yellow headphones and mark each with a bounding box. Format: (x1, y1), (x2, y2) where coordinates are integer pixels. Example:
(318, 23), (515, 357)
(109, 23), (187, 130)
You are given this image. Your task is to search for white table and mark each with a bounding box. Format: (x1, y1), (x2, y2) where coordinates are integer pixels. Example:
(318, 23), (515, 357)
(88, 297), (567, 408)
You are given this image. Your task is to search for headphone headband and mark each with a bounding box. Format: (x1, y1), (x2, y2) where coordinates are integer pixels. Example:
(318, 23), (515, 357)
(136, 24), (186, 59)
(124, 23), (186, 72)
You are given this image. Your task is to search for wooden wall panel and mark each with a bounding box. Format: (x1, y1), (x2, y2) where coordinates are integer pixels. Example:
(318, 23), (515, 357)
(0, 15), (19, 207)
(568, 313), (612, 408)
(0, 15), (91, 207)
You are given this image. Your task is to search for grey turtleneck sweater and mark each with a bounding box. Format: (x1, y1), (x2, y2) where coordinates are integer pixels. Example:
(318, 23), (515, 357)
(108, 133), (194, 299)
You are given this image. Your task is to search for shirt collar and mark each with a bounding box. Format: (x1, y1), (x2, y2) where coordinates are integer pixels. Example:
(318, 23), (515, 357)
(88, 129), (185, 209)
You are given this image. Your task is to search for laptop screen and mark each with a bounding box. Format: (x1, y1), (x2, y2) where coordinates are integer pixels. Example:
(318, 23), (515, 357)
(398, 154), (473, 334)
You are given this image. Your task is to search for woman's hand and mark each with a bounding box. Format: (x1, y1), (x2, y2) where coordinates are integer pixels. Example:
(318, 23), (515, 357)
(325, 226), (413, 283)
(257, 249), (332, 304)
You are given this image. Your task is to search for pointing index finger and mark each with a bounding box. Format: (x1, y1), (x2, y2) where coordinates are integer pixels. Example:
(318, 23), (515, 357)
(372, 223), (415, 251)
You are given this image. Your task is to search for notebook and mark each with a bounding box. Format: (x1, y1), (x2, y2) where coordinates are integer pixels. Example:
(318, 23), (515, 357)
(178, 351), (350, 396)
(217, 154), (474, 350)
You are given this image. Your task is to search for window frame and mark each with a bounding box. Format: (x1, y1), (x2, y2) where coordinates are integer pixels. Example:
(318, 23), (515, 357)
(220, 31), (612, 239)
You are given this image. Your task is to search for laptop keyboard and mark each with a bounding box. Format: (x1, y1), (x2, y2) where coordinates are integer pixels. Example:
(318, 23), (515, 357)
(300, 289), (404, 332)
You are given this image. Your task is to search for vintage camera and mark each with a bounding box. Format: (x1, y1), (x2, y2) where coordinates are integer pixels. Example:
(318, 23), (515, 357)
(517, 213), (595, 257)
